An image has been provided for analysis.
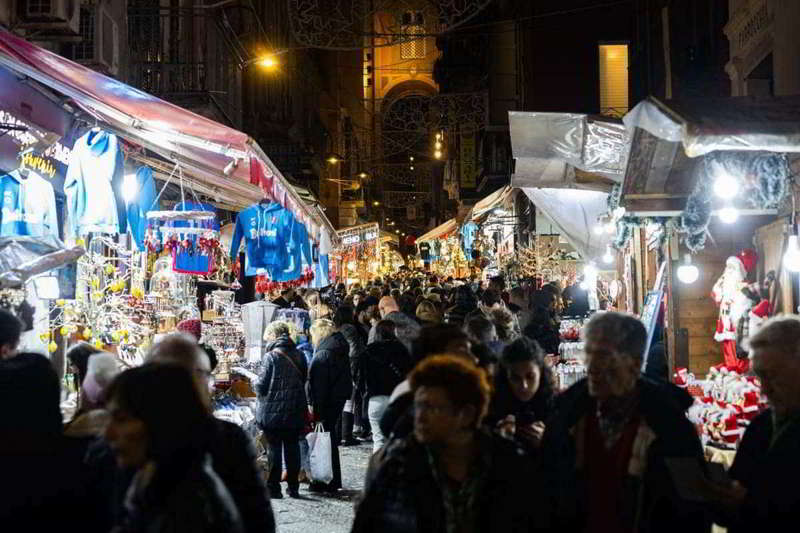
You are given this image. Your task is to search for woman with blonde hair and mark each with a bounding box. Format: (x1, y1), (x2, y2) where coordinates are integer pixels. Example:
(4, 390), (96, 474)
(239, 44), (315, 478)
(415, 300), (442, 327)
(307, 318), (352, 493)
(306, 291), (333, 322)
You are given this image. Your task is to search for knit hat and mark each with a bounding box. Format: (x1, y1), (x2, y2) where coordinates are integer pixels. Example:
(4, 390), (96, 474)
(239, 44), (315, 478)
(177, 319), (202, 341)
(83, 352), (122, 406)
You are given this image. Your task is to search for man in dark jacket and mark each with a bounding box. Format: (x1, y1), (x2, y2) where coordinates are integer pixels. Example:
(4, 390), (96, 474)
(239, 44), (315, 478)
(257, 322), (309, 498)
(723, 317), (800, 531)
(369, 296), (421, 353)
(308, 320), (352, 492)
(352, 355), (537, 533)
(540, 312), (709, 533)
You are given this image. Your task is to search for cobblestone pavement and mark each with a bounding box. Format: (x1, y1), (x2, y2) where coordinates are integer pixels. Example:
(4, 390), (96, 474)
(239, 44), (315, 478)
(271, 441), (373, 533)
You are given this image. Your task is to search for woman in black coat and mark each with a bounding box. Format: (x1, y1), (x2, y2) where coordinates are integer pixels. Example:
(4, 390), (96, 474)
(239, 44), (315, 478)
(486, 337), (555, 453)
(308, 319), (353, 492)
(256, 322), (308, 499)
(358, 320), (413, 452)
(104, 365), (243, 533)
(334, 305), (369, 445)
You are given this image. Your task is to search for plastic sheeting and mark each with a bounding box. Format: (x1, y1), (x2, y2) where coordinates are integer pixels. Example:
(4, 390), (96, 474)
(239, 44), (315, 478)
(469, 185), (513, 221)
(418, 218), (458, 243)
(520, 188), (610, 261)
(0, 236), (84, 288)
(623, 96), (800, 158)
(509, 111), (628, 189)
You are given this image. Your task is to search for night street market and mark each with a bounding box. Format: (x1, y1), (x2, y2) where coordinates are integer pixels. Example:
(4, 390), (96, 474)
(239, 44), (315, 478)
(1, 1), (800, 532)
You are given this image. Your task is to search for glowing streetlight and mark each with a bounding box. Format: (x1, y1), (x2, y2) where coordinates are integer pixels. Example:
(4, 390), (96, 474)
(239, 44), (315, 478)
(358, 172), (368, 179)
(373, 201), (380, 206)
(257, 55), (278, 69)
(326, 155), (341, 164)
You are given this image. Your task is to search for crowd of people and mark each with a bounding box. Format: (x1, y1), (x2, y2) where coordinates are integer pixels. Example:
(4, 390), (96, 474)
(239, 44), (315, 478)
(1, 271), (799, 532)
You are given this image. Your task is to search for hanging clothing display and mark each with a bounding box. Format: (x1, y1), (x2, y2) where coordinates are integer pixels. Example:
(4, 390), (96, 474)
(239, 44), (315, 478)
(64, 129), (125, 238)
(0, 169), (58, 237)
(275, 217), (313, 282)
(126, 166), (157, 250)
(432, 240), (442, 260)
(313, 228), (332, 288)
(418, 241), (431, 261)
(460, 221), (478, 258)
(168, 201), (218, 275)
(230, 201), (294, 278)
(275, 308), (311, 334)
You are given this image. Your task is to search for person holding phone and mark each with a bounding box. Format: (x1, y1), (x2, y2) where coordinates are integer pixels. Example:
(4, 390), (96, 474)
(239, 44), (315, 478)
(486, 337), (555, 452)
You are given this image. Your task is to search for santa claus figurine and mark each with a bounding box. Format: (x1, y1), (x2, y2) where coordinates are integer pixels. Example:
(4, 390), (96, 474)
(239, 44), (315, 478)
(711, 249), (758, 373)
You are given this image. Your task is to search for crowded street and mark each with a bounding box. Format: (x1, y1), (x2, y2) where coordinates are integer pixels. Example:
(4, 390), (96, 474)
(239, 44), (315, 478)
(3, 1), (800, 532)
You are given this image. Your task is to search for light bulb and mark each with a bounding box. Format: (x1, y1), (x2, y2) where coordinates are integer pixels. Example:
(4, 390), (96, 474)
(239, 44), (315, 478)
(602, 247), (614, 264)
(578, 281), (589, 290)
(583, 264), (598, 278)
(718, 206), (739, 224)
(677, 254), (699, 284)
(435, 141), (442, 149)
(434, 150), (442, 159)
(122, 174), (137, 204)
(594, 224), (605, 236)
(713, 172), (739, 199)
(783, 235), (800, 272)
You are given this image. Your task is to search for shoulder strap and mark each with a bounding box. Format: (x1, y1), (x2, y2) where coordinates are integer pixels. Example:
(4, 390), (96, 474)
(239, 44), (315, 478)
(273, 348), (304, 379)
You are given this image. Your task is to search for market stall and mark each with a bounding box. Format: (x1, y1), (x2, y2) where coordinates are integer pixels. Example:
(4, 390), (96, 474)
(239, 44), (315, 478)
(0, 30), (335, 443)
(416, 218), (471, 278)
(614, 96), (798, 378)
(333, 223), (381, 286)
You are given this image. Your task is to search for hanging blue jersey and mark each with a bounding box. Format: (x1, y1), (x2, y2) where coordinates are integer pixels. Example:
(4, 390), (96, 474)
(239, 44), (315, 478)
(230, 202), (294, 277)
(461, 222), (478, 257)
(275, 218), (313, 282)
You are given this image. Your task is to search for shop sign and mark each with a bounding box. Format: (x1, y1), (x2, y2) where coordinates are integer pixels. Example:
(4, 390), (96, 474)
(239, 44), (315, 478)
(364, 230), (378, 241)
(342, 234), (361, 245)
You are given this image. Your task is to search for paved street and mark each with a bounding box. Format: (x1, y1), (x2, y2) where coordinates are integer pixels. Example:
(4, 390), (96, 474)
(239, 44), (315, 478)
(271, 442), (373, 533)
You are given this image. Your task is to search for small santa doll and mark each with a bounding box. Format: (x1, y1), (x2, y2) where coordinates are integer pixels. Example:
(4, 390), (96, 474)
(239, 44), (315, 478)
(711, 249), (758, 373)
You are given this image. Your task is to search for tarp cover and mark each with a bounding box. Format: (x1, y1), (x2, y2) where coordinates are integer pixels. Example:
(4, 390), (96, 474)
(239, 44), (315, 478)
(418, 218), (458, 243)
(624, 95), (800, 157)
(520, 188), (610, 261)
(509, 111), (627, 189)
(0, 29), (248, 152)
(469, 185), (513, 221)
(0, 29), (338, 242)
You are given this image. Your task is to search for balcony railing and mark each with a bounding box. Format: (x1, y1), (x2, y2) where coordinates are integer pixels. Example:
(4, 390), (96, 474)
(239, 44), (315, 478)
(725, 0), (773, 62)
(128, 6), (242, 127)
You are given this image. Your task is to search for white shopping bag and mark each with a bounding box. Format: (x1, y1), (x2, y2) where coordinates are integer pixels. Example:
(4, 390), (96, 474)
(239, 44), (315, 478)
(306, 422), (334, 484)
